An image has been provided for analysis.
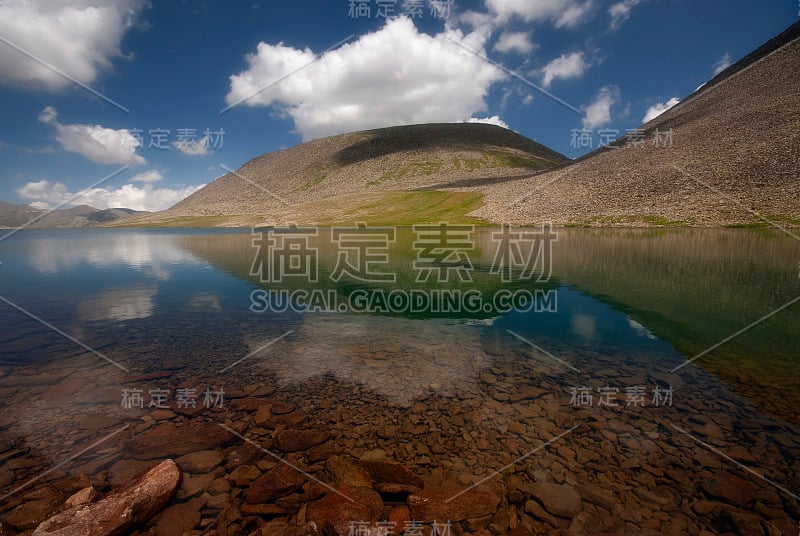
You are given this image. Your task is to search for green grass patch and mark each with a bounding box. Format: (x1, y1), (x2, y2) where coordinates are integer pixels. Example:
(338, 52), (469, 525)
(367, 161), (444, 186)
(310, 190), (487, 226)
(452, 150), (553, 172)
(293, 175), (327, 192)
(724, 214), (800, 228)
(114, 215), (244, 228)
(567, 214), (691, 227)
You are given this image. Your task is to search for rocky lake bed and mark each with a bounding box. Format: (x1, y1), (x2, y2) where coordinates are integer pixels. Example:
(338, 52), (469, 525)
(1, 321), (799, 536)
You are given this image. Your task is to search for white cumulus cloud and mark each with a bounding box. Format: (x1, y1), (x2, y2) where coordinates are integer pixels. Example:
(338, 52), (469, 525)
(541, 51), (589, 88)
(712, 53), (732, 76)
(0, 0), (145, 91)
(467, 116), (510, 129)
(608, 0), (641, 30)
(642, 96), (679, 123)
(582, 86), (619, 129)
(493, 31), (535, 54)
(129, 170), (163, 184)
(224, 17), (506, 140)
(485, 0), (593, 28)
(173, 135), (210, 156)
(38, 106), (145, 166)
(17, 179), (204, 212)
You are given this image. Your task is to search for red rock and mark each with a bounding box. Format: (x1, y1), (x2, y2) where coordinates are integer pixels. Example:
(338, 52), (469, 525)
(149, 409), (176, 420)
(388, 505), (411, 535)
(32, 459), (180, 535)
(130, 421), (234, 459)
(270, 411), (308, 427)
(325, 456), (373, 487)
(306, 485), (383, 536)
(270, 401), (295, 415)
(408, 480), (502, 522)
(241, 504), (287, 516)
(176, 471), (215, 500)
(107, 459), (160, 488)
(374, 483), (420, 500)
(175, 449), (224, 474)
(530, 482), (582, 518)
(125, 371), (172, 382)
(247, 464), (305, 504)
(63, 488), (97, 508)
(701, 473), (756, 506)
(41, 380), (84, 401)
(274, 430), (329, 453)
(3, 500), (60, 530)
(233, 398), (267, 411)
(154, 496), (205, 536)
(357, 460), (423, 488)
(254, 405), (272, 425)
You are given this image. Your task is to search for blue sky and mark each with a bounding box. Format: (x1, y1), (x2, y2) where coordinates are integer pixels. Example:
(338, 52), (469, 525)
(0, 0), (796, 211)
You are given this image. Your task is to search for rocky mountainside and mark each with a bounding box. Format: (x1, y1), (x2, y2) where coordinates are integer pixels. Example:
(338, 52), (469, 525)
(472, 21), (800, 226)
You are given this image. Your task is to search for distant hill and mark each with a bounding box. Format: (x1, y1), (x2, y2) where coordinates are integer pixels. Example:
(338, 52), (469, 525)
(0, 203), (148, 228)
(116, 123), (570, 227)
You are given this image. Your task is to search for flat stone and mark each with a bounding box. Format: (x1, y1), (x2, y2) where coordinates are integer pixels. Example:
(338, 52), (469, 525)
(32, 460), (180, 536)
(41, 380), (84, 401)
(274, 429), (329, 453)
(357, 460), (423, 488)
(270, 411), (308, 428)
(306, 485), (383, 536)
(107, 459), (160, 488)
(3, 500), (60, 531)
(701, 473), (756, 506)
(374, 483), (421, 500)
(247, 464), (305, 504)
(175, 450), (224, 474)
(270, 401), (295, 415)
(576, 482), (616, 510)
(125, 371), (172, 382)
(254, 405), (272, 425)
(241, 504), (286, 516)
(177, 472), (215, 500)
(149, 409), (176, 420)
(408, 481), (502, 522)
(63, 488), (97, 509)
(154, 496), (204, 536)
(530, 482), (582, 518)
(230, 464), (261, 486)
(326, 456), (373, 487)
(130, 421), (234, 459)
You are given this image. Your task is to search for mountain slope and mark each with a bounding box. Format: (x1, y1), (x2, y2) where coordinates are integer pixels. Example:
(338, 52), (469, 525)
(0, 203), (149, 228)
(122, 123), (570, 226)
(472, 21), (800, 226)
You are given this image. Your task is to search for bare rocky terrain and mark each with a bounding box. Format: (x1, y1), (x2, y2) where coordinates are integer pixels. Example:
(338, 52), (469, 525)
(472, 21), (800, 227)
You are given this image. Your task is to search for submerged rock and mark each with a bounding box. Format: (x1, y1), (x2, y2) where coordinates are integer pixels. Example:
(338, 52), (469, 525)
(407, 480), (502, 522)
(529, 482), (582, 518)
(247, 464), (305, 504)
(325, 456), (373, 487)
(306, 485), (383, 536)
(130, 421), (234, 459)
(274, 430), (329, 453)
(32, 459), (180, 536)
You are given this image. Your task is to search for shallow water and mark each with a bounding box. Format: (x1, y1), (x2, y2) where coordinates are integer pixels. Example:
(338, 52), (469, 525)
(0, 227), (798, 535)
